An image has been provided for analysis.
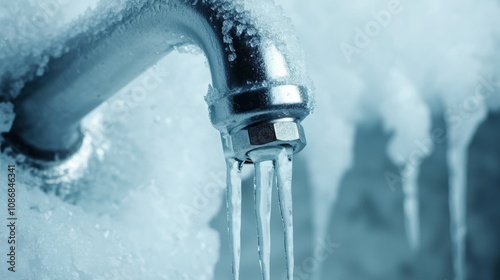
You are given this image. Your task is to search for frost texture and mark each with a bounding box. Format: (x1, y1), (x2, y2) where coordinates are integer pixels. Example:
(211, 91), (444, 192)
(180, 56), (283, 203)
(0, 0), (165, 99)
(204, 0), (314, 103)
(0, 0), (101, 98)
(0, 44), (219, 279)
(204, 84), (222, 105)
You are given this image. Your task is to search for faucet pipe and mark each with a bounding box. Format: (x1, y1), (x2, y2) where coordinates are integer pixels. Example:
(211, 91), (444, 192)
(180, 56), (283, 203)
(3, 0), (313, 163)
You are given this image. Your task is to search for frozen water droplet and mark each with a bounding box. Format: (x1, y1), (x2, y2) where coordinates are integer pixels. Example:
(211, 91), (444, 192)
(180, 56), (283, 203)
(204, 85), (222, 105)
(236, 25), (245, 36)
(246, 28), (257, 36)
(222, 20), (233, 35)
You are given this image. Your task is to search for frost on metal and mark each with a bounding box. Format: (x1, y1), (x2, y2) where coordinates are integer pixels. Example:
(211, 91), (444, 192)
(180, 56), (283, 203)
(0, 0), (314, 109)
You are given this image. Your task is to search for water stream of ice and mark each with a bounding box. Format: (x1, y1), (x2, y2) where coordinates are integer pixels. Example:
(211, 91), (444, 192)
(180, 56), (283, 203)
(275, 147), (295, 280)
(253, 160), (275, 280)
(242, 146), (295, 280)
(226, 158), (244, 280)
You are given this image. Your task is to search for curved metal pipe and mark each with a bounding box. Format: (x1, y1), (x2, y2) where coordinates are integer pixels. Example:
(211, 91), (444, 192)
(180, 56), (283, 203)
(4, 0), (313, 162)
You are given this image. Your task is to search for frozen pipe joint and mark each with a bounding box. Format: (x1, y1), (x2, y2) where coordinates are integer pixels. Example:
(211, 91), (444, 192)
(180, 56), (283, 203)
(3, 0), (313, 162)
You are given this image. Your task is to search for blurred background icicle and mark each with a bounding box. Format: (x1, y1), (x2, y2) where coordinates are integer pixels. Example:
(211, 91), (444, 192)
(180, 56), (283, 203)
(381, 68), (433, 251)
(446, 100), (488, 280)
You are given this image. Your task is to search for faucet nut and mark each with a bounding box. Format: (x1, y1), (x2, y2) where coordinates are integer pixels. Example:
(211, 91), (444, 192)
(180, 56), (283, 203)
(225, 119), (306, 162)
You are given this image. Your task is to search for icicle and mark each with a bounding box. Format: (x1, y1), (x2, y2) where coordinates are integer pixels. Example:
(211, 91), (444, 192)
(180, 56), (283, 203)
(275, 147), (295, 280)
(448, 147), (468, 280)
(226, 158), (243, 280)
(401, 164), (420, 250)
(382, 69), (432, 251)
(254, 160), (275, 280)
(446, 100), (487, 280)
(248, 146), (296, 280)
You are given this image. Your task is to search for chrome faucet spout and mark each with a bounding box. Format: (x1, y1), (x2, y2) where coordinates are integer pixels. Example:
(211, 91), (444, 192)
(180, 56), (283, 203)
(3, 0), (313, 163)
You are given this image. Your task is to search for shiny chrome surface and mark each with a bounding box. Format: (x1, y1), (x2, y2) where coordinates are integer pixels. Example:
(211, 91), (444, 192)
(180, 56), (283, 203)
(3, 0), (313, 163)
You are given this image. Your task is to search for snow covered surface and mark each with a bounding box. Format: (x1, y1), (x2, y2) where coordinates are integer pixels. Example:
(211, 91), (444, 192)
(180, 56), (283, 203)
(1, 0), (500, 279)
(1, 4), (223, 275)
(1, 48), (223, 279)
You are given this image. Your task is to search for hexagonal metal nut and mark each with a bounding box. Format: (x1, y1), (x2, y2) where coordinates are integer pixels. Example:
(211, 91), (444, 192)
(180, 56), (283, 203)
(227, 120), (307, 161)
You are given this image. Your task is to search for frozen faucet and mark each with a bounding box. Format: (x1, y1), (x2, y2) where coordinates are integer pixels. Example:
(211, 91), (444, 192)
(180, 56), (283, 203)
(1, 1), (313, 279)
(2, 0), (313, 164)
